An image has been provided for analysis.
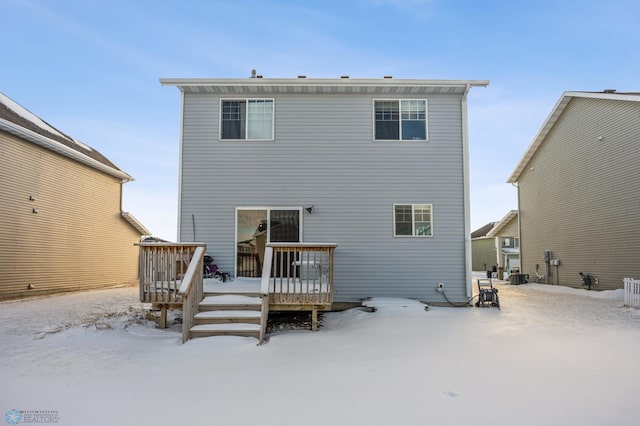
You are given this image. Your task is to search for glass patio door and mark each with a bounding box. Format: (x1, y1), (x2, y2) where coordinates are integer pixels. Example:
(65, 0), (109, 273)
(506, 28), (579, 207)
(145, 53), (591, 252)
(236, 208), (301, 277)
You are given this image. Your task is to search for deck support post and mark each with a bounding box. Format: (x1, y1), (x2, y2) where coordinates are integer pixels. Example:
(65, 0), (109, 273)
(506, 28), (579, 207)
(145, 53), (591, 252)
(159, 307), (167, 329)
(312, 305), (318, 331)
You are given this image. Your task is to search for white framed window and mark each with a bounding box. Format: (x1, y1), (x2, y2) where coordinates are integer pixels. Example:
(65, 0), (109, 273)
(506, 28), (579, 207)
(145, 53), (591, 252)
(221, 99), (274, 140)
(374, 99), (427, 141)
(393, 204), (433, 237)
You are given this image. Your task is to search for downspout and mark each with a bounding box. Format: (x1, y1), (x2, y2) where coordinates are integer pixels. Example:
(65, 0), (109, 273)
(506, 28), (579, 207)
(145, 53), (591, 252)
(513, 182), (522, 276)
(176, 89), (185, 242)
(461, 83), (473, 298)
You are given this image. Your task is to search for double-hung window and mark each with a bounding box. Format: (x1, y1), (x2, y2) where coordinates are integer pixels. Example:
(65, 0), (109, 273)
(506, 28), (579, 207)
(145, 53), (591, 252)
(393, 204), (433, 237)
(221, 99), (274, 140)
(374, 99), (427, 141)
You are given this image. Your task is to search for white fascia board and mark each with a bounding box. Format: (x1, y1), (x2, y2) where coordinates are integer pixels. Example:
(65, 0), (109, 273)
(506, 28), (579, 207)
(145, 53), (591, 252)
(486, 210), (518, 238)
(160, 77), (490, 88)
(122, 212), (151, 236)
(0, 118), (133, 182)
(507, 91), (640, 183)
(506, 93), (573, 183)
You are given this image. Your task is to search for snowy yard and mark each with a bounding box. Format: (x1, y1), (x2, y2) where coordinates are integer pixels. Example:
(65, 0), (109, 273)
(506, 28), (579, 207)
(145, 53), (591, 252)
(2, 280), (640, 426)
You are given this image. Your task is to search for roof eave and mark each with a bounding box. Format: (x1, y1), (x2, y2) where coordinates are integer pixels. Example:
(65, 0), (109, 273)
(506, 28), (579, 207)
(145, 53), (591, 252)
(507, 93), (573, 183)
(160, 78), (489, 95)
(122, 212), (151, 236)
(160, 77), (490, 87)
(0, 118), (133, 182)
(507, 91), (640, 183)
(486, 210), (518, 237)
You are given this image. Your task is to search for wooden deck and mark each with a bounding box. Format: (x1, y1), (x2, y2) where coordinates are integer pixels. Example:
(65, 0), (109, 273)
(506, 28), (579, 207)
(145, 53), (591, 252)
(137, 242), (337, 342)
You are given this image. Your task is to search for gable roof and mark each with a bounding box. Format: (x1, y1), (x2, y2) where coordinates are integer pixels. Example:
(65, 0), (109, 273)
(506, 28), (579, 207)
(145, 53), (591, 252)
(471, 222), (496, 238)
(0, 92), (132, 182)
(160, 77), (490, 95)
(507, 91), (640, 183)
(486, 210), (518, 238)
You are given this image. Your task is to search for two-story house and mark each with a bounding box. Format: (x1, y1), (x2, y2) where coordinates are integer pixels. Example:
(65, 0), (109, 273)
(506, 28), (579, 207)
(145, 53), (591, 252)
(0, 92), (149, 300)
(161, 76), (488, 305)
(508, 91), (640, 290)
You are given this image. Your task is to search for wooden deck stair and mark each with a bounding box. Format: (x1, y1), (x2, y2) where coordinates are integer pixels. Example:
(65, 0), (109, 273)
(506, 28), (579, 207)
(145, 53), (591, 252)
(189, 292), (268, 341)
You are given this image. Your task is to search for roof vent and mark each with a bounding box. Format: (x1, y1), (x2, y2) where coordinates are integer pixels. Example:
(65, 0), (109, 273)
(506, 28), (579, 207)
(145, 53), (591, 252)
(340, 75), (349, 79)
(603, 89), (616, 93)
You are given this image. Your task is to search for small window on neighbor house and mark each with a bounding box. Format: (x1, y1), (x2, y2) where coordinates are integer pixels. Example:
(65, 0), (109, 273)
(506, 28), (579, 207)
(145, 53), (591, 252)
(375, 100), (427, 141)
(221, 99), (274, 140)
(393, 204), (433, 237)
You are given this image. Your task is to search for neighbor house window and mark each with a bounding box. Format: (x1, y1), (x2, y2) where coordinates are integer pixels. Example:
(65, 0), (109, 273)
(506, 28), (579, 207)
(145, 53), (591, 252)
(375, 100), (427, 141)
(502, 237), (520, 248)
(221, 99), (274, 140)
(393, 204), (433, 237)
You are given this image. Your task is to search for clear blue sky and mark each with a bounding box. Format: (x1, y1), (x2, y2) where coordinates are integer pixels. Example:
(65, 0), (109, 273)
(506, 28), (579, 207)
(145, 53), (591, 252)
(2, 0), (638, 241)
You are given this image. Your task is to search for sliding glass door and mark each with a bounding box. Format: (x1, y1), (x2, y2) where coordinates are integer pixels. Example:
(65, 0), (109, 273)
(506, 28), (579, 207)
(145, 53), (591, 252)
(236, 208), (301, 277)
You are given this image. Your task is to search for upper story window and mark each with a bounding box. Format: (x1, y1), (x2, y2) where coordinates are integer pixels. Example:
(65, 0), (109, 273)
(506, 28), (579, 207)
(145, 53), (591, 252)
(393, 203), (433, 237)
(221, 99), (274, 140)
(502, 237), (519, 248)
(374, 100), (427, 141)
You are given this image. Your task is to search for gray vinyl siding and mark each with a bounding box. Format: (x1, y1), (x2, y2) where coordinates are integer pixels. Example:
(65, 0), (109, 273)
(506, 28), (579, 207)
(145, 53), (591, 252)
(179, 92), (468, 302)
(518, 97), (640, 290)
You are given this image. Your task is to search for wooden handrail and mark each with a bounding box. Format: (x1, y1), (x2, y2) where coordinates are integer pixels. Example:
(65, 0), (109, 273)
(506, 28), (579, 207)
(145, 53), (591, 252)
(178, 246), (205, 343)
(260, 246), (274, 296)
(136, 242), (206, 342)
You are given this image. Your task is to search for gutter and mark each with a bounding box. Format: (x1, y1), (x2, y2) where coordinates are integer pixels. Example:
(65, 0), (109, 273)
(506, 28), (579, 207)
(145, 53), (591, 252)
(0, 118), (133, 183)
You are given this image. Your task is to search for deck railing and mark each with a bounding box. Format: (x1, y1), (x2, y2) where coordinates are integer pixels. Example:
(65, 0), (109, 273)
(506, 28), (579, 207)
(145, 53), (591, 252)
(265, 243), (337, 306)
(178, 246), (205, 343)
(137, 243), (206, 304)
(624, 278), (640, 308)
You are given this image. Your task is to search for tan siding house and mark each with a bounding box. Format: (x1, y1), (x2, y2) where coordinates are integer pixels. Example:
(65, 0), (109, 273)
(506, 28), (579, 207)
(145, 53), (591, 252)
(0, 93), (150, 300)
(508, 91), (640, 290)
(486, 210), (519, 278)
(471, 211), (520, 276)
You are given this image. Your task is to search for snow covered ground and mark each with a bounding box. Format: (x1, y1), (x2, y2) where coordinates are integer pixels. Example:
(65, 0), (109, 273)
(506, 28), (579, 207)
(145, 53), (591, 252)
(2, 279), (640, 426)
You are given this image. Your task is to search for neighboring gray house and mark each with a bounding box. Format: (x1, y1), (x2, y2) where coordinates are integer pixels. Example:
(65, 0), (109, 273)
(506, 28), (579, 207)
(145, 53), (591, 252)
(161, 76), (489, 303)
(508, 91), (640, 290)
